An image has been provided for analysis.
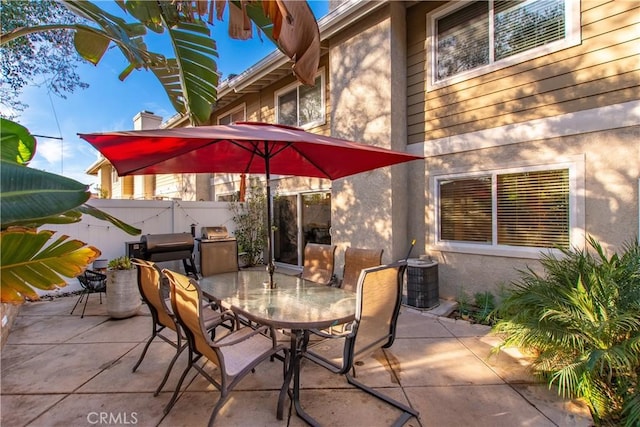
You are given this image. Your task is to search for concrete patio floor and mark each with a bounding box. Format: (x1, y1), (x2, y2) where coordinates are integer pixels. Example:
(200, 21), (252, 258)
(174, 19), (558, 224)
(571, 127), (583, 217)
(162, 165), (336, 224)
(1, 294), (593, 427)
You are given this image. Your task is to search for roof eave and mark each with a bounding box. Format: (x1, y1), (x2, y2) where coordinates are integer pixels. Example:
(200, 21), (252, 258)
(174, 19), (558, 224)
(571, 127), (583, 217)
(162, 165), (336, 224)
(85, 156), (108, 175)
(214, 0), (388, 110)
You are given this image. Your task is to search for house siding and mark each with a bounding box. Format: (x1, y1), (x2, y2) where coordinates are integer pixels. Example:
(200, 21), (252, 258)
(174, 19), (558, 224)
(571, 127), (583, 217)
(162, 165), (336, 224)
(406, 0), (640, 144)
(404, 0), (640, 299)
(155, 173), (196, 200)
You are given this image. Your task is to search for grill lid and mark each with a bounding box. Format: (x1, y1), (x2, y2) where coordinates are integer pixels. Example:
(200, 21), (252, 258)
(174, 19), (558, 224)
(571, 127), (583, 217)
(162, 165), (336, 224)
(141, 233), (195, 253)
(202, 226), (229, 240)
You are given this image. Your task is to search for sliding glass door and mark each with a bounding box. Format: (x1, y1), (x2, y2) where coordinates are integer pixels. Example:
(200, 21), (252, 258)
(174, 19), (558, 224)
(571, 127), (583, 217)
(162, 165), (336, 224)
(274, 191), (331, 266)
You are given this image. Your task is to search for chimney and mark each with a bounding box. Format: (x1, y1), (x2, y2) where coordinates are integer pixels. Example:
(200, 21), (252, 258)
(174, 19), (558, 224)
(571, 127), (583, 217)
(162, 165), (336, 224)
(133, 111), (162, 130)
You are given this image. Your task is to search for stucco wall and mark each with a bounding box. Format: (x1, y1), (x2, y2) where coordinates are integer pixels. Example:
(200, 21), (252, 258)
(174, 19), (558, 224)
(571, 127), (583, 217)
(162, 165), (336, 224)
(329, 4), (412, 271)
(422, 124), (639, 300)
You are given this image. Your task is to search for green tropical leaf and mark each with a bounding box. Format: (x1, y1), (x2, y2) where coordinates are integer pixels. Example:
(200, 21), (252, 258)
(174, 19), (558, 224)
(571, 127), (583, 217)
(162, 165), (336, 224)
(73, 25), (110, 65)
(77, 204), (141, 236)
(0, 118), (36, 165)
(0, 160), (90, 228)
(5, 210), (83, 229)
(122, 0), (164, 33)
(62, 1), (161, 68)
(0, 228), (101, 302)
(237, 1), (276, 41)
(150, 58), (185, 114)
(165, 20), (218, 124)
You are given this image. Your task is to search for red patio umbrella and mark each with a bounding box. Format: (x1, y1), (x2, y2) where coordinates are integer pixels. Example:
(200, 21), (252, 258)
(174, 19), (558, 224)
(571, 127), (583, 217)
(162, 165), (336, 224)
(79, 122), (423, 286)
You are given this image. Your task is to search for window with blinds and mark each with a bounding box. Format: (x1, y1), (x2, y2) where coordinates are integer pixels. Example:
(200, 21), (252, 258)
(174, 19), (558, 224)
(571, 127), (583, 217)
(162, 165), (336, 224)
(494, 0), (565, 60)
(434, 0), (566, 82)
(439, 168), (570, 249)
(497, 169), (569, 247)
(440, 177), (492, 242)
(218, 107), (245, 125)
(436, 2), (489, 80)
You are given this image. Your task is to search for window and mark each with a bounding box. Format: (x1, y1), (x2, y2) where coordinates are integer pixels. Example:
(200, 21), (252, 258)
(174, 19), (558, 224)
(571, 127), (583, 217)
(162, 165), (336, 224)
(111, 168), (119, 183)
(276, 73), (324, 128)
(430, 0), (578, 85)
(218, 105), (245, 125)
(438, 168), (570, 250)
(217, 192), (239, 202)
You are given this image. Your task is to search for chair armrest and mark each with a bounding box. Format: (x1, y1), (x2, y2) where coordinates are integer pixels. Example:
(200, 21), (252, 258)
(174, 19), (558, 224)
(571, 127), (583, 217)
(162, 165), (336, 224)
(214, 324), (273, 347)
(220, 309), (239, 330)
(309, 321), (355, 339)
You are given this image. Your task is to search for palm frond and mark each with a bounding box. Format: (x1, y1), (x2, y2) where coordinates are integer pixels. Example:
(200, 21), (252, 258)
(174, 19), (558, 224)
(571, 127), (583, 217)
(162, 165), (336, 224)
(493, 236), (640, 425)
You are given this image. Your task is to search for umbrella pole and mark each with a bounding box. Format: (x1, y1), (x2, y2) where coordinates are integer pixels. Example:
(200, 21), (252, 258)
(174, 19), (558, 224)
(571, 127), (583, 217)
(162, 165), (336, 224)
(265, 147), (276, 289)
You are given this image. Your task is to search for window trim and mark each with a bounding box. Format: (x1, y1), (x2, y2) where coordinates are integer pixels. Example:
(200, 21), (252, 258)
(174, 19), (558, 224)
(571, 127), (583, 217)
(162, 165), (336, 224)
(431, 157), (585, 259)
(426, 0), (581, 91)
(274, 68), (326, 129)
(217, 103), (246, 125)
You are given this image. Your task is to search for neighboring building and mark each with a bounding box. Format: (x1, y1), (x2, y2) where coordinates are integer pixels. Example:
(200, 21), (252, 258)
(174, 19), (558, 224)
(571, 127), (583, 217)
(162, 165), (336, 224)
(88, 0), (640, 299)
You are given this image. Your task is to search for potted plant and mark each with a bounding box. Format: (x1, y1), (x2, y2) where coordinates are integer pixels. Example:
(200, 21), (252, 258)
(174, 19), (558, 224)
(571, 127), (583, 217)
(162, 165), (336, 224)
(106, 256), (140, 319)
(228, 177), (267, 267)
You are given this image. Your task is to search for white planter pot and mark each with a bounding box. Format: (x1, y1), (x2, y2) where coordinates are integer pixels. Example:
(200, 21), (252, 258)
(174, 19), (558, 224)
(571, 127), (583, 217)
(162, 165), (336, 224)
(93, 259), (108, 270)
(106, 269), (141, 319)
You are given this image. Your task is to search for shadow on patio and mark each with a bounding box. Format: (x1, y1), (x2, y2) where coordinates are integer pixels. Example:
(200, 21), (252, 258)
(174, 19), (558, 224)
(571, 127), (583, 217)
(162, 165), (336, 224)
(1, 295), (592, 427)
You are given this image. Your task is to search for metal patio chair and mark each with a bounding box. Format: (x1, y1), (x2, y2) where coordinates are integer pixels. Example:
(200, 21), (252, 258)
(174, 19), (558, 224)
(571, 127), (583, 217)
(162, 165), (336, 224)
(301, 243), (337, 285)
(130, 259), (235, 403)
(70, 269), (107, 318)
(340, 247), (384, 292)
(162, 269), (288, 426)
(301, 261), (419, 427)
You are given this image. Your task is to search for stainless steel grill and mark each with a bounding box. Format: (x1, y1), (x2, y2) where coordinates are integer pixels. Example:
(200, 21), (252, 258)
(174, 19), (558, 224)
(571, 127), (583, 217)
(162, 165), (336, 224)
(198, 226), (238, 276)
(140, 232), (198, 277)
(201, 226), (230, 240)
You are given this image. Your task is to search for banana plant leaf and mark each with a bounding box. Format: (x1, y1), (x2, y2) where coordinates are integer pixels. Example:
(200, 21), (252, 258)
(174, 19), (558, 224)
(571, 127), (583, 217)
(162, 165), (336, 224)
(77, 204), (141, 235)
(236, 1), (276, 41)
(0, 228), (101, 302)
(0, 161), (91, 228)
(66, 0), (219, 125)
(2, 1), (316, 126)
(0, 119), (142, 235)
(160, 21), (218, 120)
(0, 118), (36, 165)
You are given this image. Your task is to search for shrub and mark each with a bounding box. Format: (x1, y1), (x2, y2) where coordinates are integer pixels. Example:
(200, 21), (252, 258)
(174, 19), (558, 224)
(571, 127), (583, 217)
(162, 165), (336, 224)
(473, 291), (496, 324)
(453, 287), (497, 326)
(228, 177), (266, 267)
(493, 236), (640, 426)
(108, 256), (134, 270)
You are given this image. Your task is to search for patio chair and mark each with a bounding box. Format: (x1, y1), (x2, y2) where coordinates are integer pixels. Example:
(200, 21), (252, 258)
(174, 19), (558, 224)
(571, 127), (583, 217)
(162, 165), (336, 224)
(302, 261), (419, 427)
(130, 259), (235, 401)
(70, 269), (107, 318)
(162, 268), (288, 426)
(301, 243), (337, 285)
(340, 247), (384, 292)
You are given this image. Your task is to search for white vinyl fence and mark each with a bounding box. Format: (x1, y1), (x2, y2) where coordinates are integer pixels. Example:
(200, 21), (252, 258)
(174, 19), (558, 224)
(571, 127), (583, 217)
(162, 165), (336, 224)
(42, 199), (236, 295)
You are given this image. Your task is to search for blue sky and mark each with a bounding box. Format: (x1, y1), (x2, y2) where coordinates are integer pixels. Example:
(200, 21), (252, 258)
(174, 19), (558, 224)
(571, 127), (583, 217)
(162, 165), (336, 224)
(17, 1), (329, 189)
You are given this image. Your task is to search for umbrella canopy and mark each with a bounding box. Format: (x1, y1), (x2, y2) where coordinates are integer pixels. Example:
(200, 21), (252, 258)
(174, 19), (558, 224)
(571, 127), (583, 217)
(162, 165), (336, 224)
(78, 122), (421, 179)
(79, 122), (423, 286)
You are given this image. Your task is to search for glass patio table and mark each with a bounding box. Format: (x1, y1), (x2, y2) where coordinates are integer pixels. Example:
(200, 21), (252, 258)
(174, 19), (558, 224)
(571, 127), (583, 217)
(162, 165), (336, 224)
(198, 270), (356, 426)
